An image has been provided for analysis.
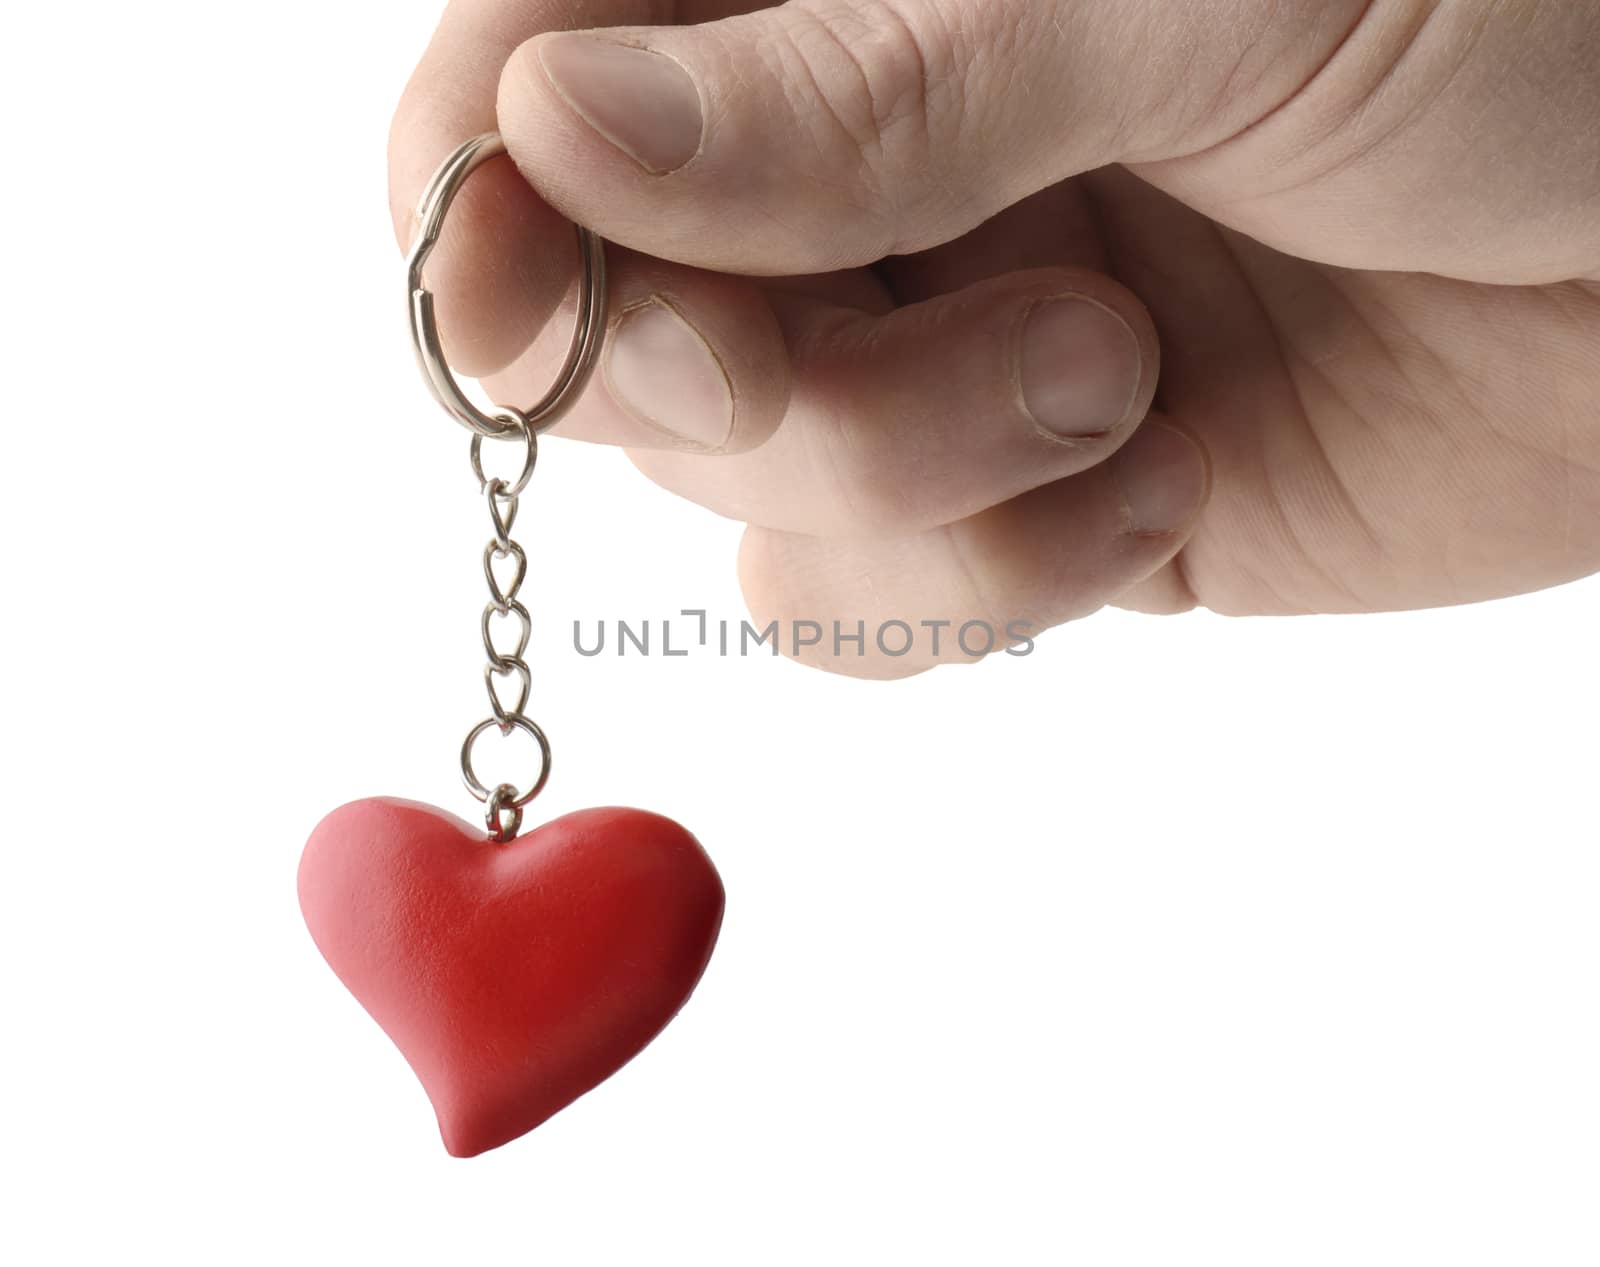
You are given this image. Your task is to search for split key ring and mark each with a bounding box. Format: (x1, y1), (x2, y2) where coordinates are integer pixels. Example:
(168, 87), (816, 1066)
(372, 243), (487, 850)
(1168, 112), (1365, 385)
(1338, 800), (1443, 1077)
(405, 133), (608, 441)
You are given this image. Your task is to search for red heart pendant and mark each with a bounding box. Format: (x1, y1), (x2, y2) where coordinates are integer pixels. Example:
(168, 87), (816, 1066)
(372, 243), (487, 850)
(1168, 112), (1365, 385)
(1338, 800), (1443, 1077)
(298, 797), (724, 1156)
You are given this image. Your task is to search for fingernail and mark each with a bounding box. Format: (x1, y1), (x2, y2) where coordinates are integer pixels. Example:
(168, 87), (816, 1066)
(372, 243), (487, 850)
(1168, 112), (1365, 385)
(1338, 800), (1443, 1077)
(537, 35), (703, 174)
(606, 300), (734, 450)
(1108, 421), (1210, 535)
(1020, 297), (1142, 439)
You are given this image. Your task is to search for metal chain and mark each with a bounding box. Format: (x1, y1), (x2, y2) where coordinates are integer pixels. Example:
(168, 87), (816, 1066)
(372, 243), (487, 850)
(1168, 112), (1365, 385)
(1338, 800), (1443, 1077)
(459, 411), (552, 842)
(408, 133), (608, 843)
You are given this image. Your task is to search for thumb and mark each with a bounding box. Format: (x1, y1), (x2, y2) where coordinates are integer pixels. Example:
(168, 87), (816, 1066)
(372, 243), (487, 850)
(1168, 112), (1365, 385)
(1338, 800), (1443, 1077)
(495, 0), (1359, 274)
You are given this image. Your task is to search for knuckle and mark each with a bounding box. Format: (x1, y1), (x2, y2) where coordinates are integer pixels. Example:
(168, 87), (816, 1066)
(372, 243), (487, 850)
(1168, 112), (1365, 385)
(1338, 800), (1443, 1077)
(800, 417), (934, 539)
(760, 0), (963, 250)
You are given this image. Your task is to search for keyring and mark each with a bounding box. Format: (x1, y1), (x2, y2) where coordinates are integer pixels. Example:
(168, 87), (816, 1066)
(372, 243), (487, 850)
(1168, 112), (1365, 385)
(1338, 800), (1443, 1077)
(405, 133), (608, 440)
(296, 122), (725, 1156)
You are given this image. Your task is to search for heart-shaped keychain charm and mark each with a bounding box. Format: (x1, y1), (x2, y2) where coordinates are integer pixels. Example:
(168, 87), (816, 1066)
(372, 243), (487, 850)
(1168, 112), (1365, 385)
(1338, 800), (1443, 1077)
(300, 797), (723, 1156)
(299, 134), (726, 1155)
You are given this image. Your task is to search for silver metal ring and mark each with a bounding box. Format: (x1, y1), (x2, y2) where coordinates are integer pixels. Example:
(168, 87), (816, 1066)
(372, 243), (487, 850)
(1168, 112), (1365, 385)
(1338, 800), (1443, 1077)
(406, 133), (608, 439)
(471, 422), (538, 497)
(486, 783), (524, 843)
(461, 714), (552, 809)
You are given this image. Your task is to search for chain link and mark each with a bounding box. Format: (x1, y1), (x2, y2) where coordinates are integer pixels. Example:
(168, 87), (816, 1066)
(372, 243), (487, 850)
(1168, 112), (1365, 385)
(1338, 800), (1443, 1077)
(408, 135), (608, 843)
(459, 411), (551, 842)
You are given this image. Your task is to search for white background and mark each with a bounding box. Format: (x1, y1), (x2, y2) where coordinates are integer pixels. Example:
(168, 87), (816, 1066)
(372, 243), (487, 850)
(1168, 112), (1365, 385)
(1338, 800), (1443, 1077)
(3, 3), (1597, 1263)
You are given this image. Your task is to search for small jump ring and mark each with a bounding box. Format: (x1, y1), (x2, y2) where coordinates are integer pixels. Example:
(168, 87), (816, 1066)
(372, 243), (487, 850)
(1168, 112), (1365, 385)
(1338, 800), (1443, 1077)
(461, 714), (552, 810)
(486, 783), (524, 843)
(407, 133), (608, 440)
(471, 416), (538, 497)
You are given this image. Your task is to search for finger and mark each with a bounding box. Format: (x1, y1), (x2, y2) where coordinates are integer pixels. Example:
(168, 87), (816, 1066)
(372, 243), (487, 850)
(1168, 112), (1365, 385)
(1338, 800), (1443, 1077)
(391, 0), (851, 446)
(481, 244), (793, 453)
(737, 420), (1212, 679)
(596, 266), (1159, 536)
(496, 0), (1365, 274)
(878, 182), (1204, 618)
(875, 180), (1111, 305)
(389, 0), (659, 375)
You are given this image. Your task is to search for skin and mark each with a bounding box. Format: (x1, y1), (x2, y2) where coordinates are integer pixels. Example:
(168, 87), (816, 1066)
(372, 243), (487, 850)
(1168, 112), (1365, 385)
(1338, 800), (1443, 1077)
(390, 0), (1600, 679)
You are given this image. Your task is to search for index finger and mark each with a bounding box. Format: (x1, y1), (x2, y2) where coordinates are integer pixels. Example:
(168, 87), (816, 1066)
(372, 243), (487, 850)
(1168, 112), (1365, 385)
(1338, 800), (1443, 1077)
(387, 0), (657, 377)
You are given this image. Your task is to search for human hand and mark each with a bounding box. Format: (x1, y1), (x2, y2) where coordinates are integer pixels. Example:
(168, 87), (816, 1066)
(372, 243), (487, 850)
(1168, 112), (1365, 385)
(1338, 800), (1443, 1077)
(390, 0), (1600, 678)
